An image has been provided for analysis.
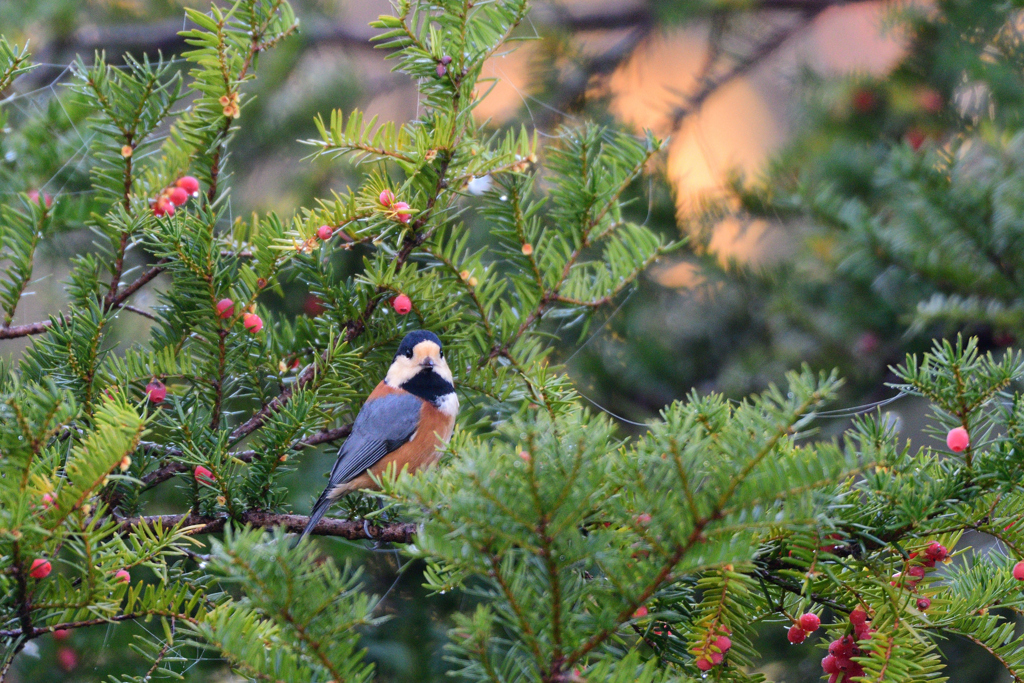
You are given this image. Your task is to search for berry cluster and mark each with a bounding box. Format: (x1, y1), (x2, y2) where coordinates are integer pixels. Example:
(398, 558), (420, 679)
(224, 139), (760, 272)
(213, 298), (263, 334)
(690, 624), (732, 671)
(787, 612), (820, 644)
(379, 189), (413, 223)
(892, 541), (948, 591)
(821, 609), (873, 681)
(152, 176), (200, 216)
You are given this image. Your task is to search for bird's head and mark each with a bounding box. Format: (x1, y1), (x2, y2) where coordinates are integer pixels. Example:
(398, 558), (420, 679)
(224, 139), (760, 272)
(385, 330), (454, 388)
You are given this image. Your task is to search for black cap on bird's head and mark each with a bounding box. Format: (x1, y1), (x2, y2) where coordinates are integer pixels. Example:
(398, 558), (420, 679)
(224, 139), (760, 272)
(386, 329), (454, 396)
(395, 330), (443, 360)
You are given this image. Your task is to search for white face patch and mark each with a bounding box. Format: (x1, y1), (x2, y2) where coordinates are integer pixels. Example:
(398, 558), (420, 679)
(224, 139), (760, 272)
(385, 340), (455, 387)
(435, 392), (459, 417)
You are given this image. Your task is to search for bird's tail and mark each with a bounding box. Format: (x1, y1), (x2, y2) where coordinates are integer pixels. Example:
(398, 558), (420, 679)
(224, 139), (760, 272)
(295, 490), (333, 547)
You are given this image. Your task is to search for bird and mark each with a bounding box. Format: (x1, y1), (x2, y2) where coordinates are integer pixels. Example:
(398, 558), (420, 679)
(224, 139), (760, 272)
(299, 330), (459, 541)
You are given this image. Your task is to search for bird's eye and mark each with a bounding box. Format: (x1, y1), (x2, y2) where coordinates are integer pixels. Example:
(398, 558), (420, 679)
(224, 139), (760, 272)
(439, 350), (444, 358)
(404, 349), (414, 358)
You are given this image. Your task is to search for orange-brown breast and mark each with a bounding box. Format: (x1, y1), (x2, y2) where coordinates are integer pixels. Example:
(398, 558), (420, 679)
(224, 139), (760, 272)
(333, 383), (455, 495)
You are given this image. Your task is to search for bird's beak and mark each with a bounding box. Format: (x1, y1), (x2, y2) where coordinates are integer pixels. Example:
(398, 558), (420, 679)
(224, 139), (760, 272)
(420, 357), (435, 368)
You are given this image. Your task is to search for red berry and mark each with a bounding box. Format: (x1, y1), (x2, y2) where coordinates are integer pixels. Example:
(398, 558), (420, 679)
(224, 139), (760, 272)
(906, 127), (927, 151)
(242, 313), (263, 334)
(917, 88), (943, 114)
(152, 198), (175, 217)
(167, 186), (189, 206)
(828, 675), (840, 683)
(317, 225), (333, 240)
(710, 652), (724, 665)
(215, 298), (234, 319)
(1013, 561), (1024, 581)
(114, 569), (130, 584)
(392, 294), (412, 315)
(926, 542), (948, 561)
(849, 608), (868, 626)
(379, 189), (395, 207)
(946, 426), (969, 452)
(916, 597), (931, 610)
(715, 635), (732, 652)
(176, 176), (200, 195)
(798, 613), (820, 632)
(852, 87), (878, 113)
(194, 466), (215, 484)
(29, 558), (51, 579)
(436, 63), (447, 78)
(145, 380), (166, 404)
(695, 658), (713, 671)
(52, 629), (71, 641)
(57, 647), (78, 671)
(635, 513), (652, 524)
(633, 605), (648, 618)
(822, 654), (840, 674)
(787, 625), (807, 644)
(855, 623), (873, 641)
(42, 492), (54, 508)
(908, 565), (926, 579)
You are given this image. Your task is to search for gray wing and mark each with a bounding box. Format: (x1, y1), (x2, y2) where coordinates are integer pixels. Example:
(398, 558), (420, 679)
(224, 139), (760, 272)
(326, 392), (423, 489)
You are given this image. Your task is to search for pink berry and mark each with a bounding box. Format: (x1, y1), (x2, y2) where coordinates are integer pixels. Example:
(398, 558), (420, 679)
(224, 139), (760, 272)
(215, 298), (234, 319)
(57, 647), (78, 671)
(695, 658), (712, 671)
(145, 380), (166, 403)
(28, 190), (53, 208)
(29, 558), (51, 579)
(392, 294), (412, 315)
(243, 313), (263, 333)
(114, 569), (130, 584)
(194, 466), (215, 484)
(710, 651), (723, 665)
(42, 492), (54, 508)
(798, 613), (820, 632)
(822, 654), (840, 674)
(52, 629), (70, 641)
(849, 608), (868, 626)
(926, 542), (948, 561)
(787, 625), (806, 644)
(379, 189), (395, 207)
(176, 176), (200, 195)
(1013, 561), (1024, 581)
(633, 606), (648, 618)
(519, 451), (531, 461)
(167, 186), (189, 206)
(392, 201), (412, 223)
(908, 565), (926, 579)
(152, 198), (175, 217)
(436, 63), (447, 78)
(916, 597), (931, 610)
(317, 225), (333, 240)
(635, 513), (652, 524)
(946, 426), (969, 452)
(714, 636), (732, 652)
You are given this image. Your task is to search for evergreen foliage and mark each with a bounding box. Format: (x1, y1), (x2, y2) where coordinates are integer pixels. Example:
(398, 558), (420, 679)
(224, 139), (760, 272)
(3, 1), (1024, 683)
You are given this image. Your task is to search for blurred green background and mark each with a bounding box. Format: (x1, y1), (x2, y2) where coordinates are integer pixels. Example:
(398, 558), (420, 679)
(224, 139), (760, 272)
(1, 0), (1019, 681)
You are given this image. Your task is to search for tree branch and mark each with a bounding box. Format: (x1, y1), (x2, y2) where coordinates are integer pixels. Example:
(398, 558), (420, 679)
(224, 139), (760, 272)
(133, 425), (352, 494)
(0, 259), (168, 341)
(119, 511), (417, 543)
(669, 9), (824, 131)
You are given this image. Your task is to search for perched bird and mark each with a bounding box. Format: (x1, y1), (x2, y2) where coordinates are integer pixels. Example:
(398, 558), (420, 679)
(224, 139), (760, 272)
(299, 330), (458, 540)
